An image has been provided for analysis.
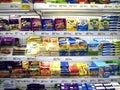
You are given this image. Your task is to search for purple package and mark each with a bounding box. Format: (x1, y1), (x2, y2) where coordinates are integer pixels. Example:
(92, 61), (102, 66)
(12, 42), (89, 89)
(21, 18), (31, 31)
(1, 37), (15, 46)
(9, 19), (20, 30)
(0, 19), (9, 31)
(54, 18), (66, 31)
(31, 18), (41, 31)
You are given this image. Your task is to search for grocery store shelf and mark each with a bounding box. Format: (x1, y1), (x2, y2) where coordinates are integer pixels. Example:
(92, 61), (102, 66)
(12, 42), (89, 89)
(0, 3), (32, 10)
(0, 31), (34, 36)
(0, 77), (120, 89)
(34, 4), (120, 12)
(0, 56), (120, 61)
(0, 31), (119, 37)
(34, 31), (120, 37)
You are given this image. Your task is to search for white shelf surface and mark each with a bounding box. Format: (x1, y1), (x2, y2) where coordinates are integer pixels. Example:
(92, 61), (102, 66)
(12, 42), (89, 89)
(0, 31), (120, 37)
(0, 56), (120, 61)
(0, 77), (120, 89)
(0, 3), (32, 10)
(34, 4), (120, 12)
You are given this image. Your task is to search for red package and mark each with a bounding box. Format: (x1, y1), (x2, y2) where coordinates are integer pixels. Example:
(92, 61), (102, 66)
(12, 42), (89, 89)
(69, 65), (79, 73)
(1, 0), (12, 3)
(54, 18), (66, 31)
(78, 0), (89, 4)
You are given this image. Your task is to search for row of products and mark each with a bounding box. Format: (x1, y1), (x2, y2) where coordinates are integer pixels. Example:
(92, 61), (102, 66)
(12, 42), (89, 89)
(1, 0), (120, 4)
(0, 0), (31, 3)
(0, 60), (120, 78)
(0, 36), (120, 56)
(4, 82), (120, 90)
(0, 15), (120, 31)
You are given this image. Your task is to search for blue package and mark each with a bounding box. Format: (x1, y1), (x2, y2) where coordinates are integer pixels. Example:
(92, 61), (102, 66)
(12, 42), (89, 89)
(69, 50), (79, 56)
(61, 62), (69, 68)
(22, 0), (31, 3)
(89, 66), (99, 77)
(67, 0), (78, 3)
(77, 19), (88, 31)
(59, 50), (69, 56)
(102, 52), (115, 56)
(41, 19), (54, 31)
(79, 51), (88, 56)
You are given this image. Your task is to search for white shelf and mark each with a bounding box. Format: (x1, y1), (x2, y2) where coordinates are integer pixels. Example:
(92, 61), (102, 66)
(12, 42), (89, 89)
(34, 4), (120, 12)
(0, 56), (120, 61)
(0, 31), (119, 37)
(0, 3), (32, 10)
(34, 31), (120, 37)
(0, 77), (120, 89)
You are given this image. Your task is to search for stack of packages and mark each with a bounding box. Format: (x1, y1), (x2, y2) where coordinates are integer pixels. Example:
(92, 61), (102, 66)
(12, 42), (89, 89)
(102, 15), (119, 31)
(112, 40), (120, 56)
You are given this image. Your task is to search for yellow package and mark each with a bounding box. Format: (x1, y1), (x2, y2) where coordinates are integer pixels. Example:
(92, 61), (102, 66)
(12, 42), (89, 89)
(12, 0), (21, 3)
(22, 61), (29, 70)
(66, 18), (78, 31)
(25, 36), (42, 56)
(42, 37), (50, 46)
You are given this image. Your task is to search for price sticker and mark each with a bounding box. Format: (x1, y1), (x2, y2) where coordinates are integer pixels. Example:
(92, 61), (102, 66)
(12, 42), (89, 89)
(90, 79), (96, 83)
(81, 79), (87, 83)
(50, 80), (57, 83)
(86, 32), (93, 36)
(75, 32), (82, 36)
(65, 58), (72, 61)
(21, 4), (31, 10)
(97, 79), (104, 83)
(110, 32), (117, 36)
(27, 57), (36, 61)
(59, 5), (67, 8)
(13, 57), (21, 61)
(52, 32), (60, 36)
(111, 79), (118, 82)
(10, 4), (19, 9)
(63, 32), (72, 36)
(0, 79), (16, 89)
(53, 58), (61, 61)
(61, 80), (68, 83)
(40, 80), (48, 84)
(91, 57), (98, 60)
(49, 4), (57, 8)
(0, 32), (3, 36)
(71, 80), (78, 83)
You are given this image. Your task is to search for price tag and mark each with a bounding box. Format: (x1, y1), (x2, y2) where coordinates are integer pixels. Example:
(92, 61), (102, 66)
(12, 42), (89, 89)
(41, 32), (50, 36)
(90, 4), (99, 9)
(111, 79), (118, 82)
(52, 32), (60, 36)
(61, 80), (68, 83)
(98, 32), (106, 36)
(86, 32), (93, 36)
(59, 4), (67, 8)
(97, 79), (105, 83)
(81, 79), (87, 83)
(110, 32), (118, 36)
(63, 32), (72, 36)
(50, 80), (58, 83)
(0, 32), (3, 36)
(27, 57), (36, 61)
(49, 4), (57, 8)
(71, 80), (78, 83)
(0, 79), (16, 89)
(75, 32), (82, 36)
(53, 57), (61, 61)
(10, 4), (19, 9)
(91, 57), (98, 60)
(69, 4), (77, 8)
(40, 80), (49, 84)
(90, 79), (96, 83)
(21, 4), (30, 10)
(13, 57), (21, 61)
(65, 57), (72, 61)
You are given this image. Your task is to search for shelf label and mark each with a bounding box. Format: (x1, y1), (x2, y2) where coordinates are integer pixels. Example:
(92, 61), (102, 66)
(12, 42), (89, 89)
(21, 4), (31, 10)
(65, 57), (72, 61)
(49, 4), (57, 8)
(27, 57), (36, 61)
(59, 4), (67, 8)
(50, 80), (58, 83)
(98, 32), (106, 36)
(13, 57), (22, 61)
(75, 32), (82, 36)
(86, 32), (93, 36)
(52, 32), (61, 36)
(71, 80), (78, 83)
(63, 32), (72, 36)
(10, 4), (19, 9)
(110, 32), (118, 36)
(0, 79), (16, 89)
(91, 57), (98, 60)
(53, 57), (61, 61)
